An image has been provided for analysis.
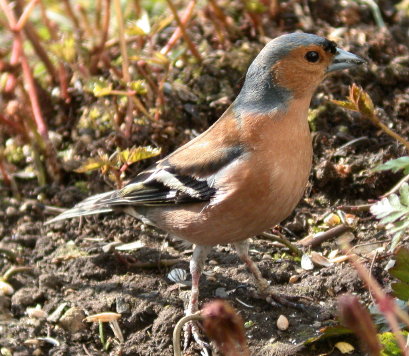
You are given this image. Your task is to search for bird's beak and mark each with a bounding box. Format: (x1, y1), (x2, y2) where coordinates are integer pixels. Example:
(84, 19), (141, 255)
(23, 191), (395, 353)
(327, 48), (366, 73)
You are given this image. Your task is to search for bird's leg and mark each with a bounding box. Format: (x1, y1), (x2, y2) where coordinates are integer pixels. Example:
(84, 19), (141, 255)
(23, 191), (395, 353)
(183, 244), (212, 350)
(233, 240), (305, 310)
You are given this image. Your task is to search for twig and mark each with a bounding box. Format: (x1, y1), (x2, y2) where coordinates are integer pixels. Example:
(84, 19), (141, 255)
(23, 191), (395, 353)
(173, 312), (203, 356)
(338, 203), (372, 212)
(297, 224), (352, 248)
(371, 117), (409, 152)
(261, 232), (303, 256)
(381, 173), (409, 198)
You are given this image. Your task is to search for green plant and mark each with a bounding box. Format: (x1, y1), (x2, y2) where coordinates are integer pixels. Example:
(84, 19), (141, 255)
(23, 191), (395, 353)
(75, 145), (161, 188)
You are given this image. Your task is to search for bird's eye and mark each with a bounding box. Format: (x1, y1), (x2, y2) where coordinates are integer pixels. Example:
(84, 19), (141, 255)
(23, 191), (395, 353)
(305, 51), (320, 63)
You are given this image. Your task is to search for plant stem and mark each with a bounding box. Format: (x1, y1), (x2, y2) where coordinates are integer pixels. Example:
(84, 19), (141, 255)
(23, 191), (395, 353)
(164, 0), (201, 61)
(173, 312), (203, 356)
(368, 114), (409, 152)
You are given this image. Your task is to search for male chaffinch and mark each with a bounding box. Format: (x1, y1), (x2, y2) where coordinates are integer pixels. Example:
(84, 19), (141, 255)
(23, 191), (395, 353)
(47, 32), (365, 342)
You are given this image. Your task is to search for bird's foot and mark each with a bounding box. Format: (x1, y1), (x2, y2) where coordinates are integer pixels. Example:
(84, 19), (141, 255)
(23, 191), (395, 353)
(183, 319), (209, 352)
(182, 316), (210, 356)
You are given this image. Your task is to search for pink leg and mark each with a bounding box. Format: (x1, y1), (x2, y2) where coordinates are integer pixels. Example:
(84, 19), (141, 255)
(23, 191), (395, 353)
(184, 245), (211, 350)
(234, 240), (306, 310)
(187, 245), (211, 314)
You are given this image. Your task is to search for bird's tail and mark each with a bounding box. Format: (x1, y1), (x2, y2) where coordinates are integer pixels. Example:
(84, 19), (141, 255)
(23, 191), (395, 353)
(45, 190), (116, 224)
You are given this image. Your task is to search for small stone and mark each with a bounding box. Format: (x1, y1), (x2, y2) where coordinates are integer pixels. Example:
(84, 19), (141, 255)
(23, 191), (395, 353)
(59, 307), (87, 333)
(116, 296), (131, 314)
(214, 288), (228, 298)
(289, 275), (299, 284)
(276, 315), (289, 331)
(5, 206), (17, 216)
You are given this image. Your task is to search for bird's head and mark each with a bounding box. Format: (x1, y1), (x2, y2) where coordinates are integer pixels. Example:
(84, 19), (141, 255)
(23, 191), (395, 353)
(236, 33), (366, 112)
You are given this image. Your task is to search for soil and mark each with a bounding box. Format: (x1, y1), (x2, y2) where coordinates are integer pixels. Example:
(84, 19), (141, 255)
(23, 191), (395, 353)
(1, 1), (409, 355)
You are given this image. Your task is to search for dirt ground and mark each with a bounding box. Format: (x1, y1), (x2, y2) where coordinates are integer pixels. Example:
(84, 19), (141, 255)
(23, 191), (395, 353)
(1, 1), (409, 355)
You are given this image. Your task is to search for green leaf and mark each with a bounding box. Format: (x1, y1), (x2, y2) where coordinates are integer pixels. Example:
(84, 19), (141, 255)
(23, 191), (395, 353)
(380, 210), (407, 225)
(391, 282), (409, 301)
(118, 146), (161, 165)
(400, 183), (409, 206)
(375, 157), (409, 174)
(129, 80), (148, 95)
(390, 231), (405, 251)
(74, 155), (111, 173)
(331, 100), (357, 111)
(371, 187), (409, 251)
(389, 247), (409, 285)
(379, 331), (408, 356)
(304, 326), (353, 345)
(84, 78), (113, 97)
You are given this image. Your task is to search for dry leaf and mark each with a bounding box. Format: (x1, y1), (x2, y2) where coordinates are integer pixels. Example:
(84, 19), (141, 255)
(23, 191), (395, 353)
(84, 312), (121, 323)
(311, 252), (333, 267)
(335, 341), (355, 354)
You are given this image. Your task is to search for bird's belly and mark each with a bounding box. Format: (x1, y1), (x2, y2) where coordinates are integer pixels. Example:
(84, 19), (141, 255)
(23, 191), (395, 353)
(145, 144), (312, 246)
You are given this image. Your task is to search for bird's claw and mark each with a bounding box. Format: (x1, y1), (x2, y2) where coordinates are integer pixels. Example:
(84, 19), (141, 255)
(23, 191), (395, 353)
(183, 320), (210, 355)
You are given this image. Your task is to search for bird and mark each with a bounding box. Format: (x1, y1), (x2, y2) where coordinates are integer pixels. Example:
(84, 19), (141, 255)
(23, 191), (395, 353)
(47, 32), (365, 346)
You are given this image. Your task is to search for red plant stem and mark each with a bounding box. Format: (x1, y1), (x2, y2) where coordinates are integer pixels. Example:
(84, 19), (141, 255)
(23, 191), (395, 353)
(77, 4), (94, 38)
(4, 39), (19, 92)
(0, 158), (11, 186)
(0, 0), (49, 140)
(113, 0), (130, 82)
(100, 53), (123, 79)
(37, 1), (71, 102)
(39, 1), (57, 40)
(23, 21), (58, 82)
(62, 0), (81, 32)
(161, 0), (196, 55)
(90, 0), (111, 74)
(20, 45), (49, 140)
(135, 62), (159, 96)
(58, 63), (71, 103)
(0, 113), (28, 138)
(208, 0), (233, 32)
(113, 0), (133, 139)
(164, 0), (201, 61)
(15, 0), (38, 30)
(347, 253), (409, 355)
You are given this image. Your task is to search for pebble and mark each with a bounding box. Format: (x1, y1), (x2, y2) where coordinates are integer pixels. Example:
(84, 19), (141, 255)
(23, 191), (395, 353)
(5, 206), (17, 217)
(289, 275), (299, 283)
(59, 307), (87, 333)
(276, 315), (289, 331)
(214, 288), (228, 298)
